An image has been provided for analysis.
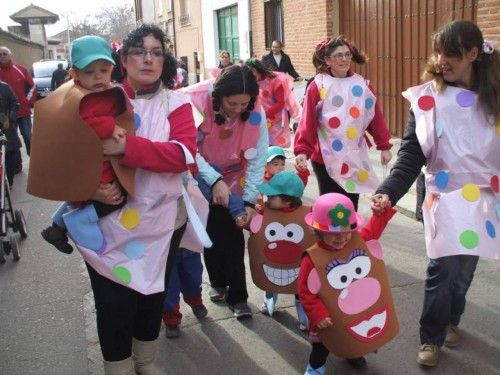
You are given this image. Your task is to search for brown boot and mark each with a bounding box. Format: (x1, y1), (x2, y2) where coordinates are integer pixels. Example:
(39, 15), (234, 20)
(445, 325), (461, 347)
(103, 357), (135, 375)
(132, 338), (164, 374)
(416, 343), (439, 367)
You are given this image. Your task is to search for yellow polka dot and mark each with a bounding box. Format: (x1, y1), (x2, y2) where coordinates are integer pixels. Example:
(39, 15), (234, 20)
(496, 122), (500, 136)
(319, 87), (327, 100)
(120, 208), (141, 230)
(462, 183), (480, 202)
(267, 119), (272, 128)
(240, 176), (246, 189)
(346, 127), (358, 140)
(358, 169), (369, 182)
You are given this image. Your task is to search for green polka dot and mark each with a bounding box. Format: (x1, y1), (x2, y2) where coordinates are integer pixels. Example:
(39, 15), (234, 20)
(319, 128), (328, 140)
(459, 230), (479, 249)
(345, 180), (356, 192)
(113, 266), (132, 284)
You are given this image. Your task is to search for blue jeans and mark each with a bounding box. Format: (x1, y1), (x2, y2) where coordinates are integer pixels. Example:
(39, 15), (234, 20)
(419, 255), (479, 346)
(164, 248), (203, 312)
(194, 175), (245, 219)
(17, 116), (32, 155)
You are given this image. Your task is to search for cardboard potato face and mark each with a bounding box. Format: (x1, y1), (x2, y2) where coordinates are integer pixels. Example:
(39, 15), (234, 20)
(308, 231), (399, 358)
(28, 81), (135, 201)
(248, 205), (315, 294)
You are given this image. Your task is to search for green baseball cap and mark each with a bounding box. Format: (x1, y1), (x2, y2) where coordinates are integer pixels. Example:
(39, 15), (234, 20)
(71, 35), (115, 70)
(266, 146), (286, 163)
(257, 171), (304, 198)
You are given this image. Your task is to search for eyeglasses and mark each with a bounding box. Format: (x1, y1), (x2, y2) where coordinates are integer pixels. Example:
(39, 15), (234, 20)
(127, 48), (164, 59)
(330, 52), (353, 61)
(0, 52), (10, 56)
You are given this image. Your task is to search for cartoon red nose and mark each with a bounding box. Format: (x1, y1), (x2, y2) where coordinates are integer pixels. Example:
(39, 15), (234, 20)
(264, 241), (303, 264)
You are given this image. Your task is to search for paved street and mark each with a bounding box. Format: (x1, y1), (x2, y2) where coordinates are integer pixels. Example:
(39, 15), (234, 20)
(0, 142), (499, 374)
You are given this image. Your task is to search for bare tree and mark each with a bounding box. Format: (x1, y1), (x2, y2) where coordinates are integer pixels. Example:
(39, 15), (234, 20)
(95, 5), (136, 42)
(69, 16), (105, 39)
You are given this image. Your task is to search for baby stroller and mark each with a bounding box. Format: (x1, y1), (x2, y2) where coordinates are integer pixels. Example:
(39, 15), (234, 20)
(0, 129), (28, 263)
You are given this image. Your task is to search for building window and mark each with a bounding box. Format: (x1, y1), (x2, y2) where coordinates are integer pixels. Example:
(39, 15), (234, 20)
(179, 0), (191, 26)
(264, 0), (284, 48)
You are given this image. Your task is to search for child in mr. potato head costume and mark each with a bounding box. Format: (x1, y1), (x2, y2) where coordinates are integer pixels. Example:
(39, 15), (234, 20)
(298, 193), (399, 374)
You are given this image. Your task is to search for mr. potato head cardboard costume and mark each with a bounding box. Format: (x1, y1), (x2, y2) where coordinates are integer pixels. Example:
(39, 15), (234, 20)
(248, 171), (315, 294)
(28, 80), (135, 201)
(299, 193), (399, 359)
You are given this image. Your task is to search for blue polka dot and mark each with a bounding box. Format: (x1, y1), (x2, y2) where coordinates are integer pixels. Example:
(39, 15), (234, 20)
(316, 107), (323, 121)
(365, 98), (374, 109)
(133, 113), (141, 130)
(124, 240), (145, 260)
(271, 96), (277, 104)
(352, 85), (363, 97)
(197, 130), (204, 142)
(496, 203), (500, 221)
(248, 111), (262, 125)
(436, 119), (444, 137)
(435, 171), (449, 190)
(331, 139), (343, 151)
(485, 220), (496, 238)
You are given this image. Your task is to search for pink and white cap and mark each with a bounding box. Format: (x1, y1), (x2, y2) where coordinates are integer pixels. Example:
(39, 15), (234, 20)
(305, 193), (364, 233)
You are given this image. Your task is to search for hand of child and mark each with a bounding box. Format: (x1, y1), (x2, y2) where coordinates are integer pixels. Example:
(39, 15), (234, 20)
(380, 149), (393, 166)
(316, 317), (333, 329)
(241, 206), (257, 230)
(371, 194), (391, 215)
(295, 153), (307, 170)
(112, 125), (127, 142)
(234, 213), (247, 229)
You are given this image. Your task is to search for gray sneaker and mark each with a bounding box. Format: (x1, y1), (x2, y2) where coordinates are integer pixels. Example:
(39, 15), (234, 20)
(165, 325), (180, 339)
(229, 302), (252, 319)
(208, 287), (226, 302)
(192, 304), (208, 319)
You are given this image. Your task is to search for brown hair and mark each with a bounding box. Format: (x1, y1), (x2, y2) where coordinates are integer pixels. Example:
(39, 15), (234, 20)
(312, 35), (367, 73)
(422, 20), (500, 122)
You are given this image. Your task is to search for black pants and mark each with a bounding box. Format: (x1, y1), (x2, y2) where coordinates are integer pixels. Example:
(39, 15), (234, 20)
(309, 342), (329, 369)
(5, 148), (21, 186)
(311, 160), (359, 209)
(86, 223), (186, 361)
(203, 205), (247, 305)
(91, 197), (127, 218)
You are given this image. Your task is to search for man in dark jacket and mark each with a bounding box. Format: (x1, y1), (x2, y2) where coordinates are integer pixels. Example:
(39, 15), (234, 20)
(0, 80), (22, 187)
(261, 40), (302, 81)
(51, 63), (67, 90)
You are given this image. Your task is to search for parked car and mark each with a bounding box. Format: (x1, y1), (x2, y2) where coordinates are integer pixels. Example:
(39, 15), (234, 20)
(31, 60), (68, 99)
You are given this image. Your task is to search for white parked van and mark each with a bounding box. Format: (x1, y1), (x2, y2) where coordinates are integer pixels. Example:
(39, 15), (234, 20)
(32, 60), (68, 99)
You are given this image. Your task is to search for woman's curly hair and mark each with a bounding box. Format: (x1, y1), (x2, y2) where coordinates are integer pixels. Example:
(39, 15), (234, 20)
(212, 65), (260, 125)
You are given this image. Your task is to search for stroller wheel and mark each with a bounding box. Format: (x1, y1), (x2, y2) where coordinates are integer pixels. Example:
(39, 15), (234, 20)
(9, 235), (20, 261)
(14, 209), (28, 239)
(0, 242), (5, 264)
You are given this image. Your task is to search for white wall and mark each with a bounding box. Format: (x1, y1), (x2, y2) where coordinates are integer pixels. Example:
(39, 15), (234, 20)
(201, 0), (250, 73)
(142, 0), (156, 23)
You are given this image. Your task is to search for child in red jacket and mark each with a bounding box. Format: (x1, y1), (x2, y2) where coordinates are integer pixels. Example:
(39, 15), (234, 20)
(299, 193), (396, 374)
(42, 35), (128, 254)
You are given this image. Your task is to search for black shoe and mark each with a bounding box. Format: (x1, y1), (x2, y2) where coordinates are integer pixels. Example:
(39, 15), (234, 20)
(41, 226), (73, 254)
(228, 302), (252, 319)
(14, 164), (22, 174)
(346, 357), (367, 369)
(192, 304), (208, 319)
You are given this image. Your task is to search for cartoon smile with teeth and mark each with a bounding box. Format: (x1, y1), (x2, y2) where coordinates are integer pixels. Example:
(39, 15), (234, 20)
(301, 193), (399, 358)
(248, 205), (316, 294)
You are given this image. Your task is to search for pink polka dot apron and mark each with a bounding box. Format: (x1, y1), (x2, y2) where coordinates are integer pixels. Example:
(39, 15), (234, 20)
(315, 73), (378, 193)
(259, 73), (295, 147)
(187, 80), (262, 196)
(404, 82), (500, 260)
(77, 90), (196, 294)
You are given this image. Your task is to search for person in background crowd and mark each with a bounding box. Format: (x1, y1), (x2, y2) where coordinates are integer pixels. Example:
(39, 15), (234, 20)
(262, 40), (302, 81)
(294, 35), (393, 210)
(0, 46), (36, 158)
(372, 20), (500, 367)
(51, 63), (68, 91)
(218, 50), (233, 69)
(184, 65), (267, 319)
(0, 79), (21, 187)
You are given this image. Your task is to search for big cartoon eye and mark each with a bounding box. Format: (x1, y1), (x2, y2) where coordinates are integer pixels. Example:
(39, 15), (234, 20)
(282, 223), (304, 243)
(264, 222), (286, 242)
(349, 255), (371, 280)
(326, 264), (353, 289)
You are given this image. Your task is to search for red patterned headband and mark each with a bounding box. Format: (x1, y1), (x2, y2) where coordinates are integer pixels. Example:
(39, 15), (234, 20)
(315, 37), (332, 52)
